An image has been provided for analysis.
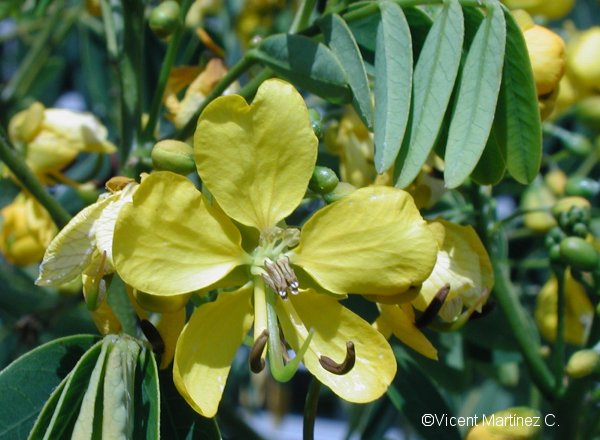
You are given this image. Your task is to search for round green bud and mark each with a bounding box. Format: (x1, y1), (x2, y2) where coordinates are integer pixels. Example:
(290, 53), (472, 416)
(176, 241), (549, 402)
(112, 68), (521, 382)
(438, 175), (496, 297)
(566, 349), (600, 378)
(559, 236), (599, 271)
(308, 108), (323, 139)
(323, 182), (356, 204)
(149, 1), (181, 39)
(309, 166), (339, 194)
(572, 222), (588, 238)
(565, 176), (600, 199)
(552, 196), (591, 219)
(151, 139), (195, 175)
(548, 243), (561, 262)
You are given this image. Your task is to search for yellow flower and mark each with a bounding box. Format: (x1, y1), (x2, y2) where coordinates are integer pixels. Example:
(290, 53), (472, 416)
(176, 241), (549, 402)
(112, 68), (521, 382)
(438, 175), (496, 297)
(7, 102), (116, 182)
(535, 269), (594, 345)
(0, 192), (57, 265)
(568, 27), (600, 91)
(113, 79), (438, 417)
(411, 220), (494, 323)
(503, 0), (574, 20)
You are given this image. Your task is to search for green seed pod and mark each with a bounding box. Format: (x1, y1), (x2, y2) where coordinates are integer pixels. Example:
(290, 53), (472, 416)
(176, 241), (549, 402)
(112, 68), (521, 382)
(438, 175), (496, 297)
(149, 1), (181, 39)
(151, 139), (195, 175)
(559, 236), (599, 271)
(566, 349), (600, 378)
(323, 182), (356, 204)
(552, 196), (591, 219)
(309, 166), (339, 194)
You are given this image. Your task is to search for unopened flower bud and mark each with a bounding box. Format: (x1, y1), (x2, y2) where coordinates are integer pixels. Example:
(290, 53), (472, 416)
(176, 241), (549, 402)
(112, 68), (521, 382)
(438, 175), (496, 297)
(309, 166), (339, 194)
(149, 1), (181, 39)
(151, 139), (195, 175)
(559, 237), (598, 271)
(568, 27), (600, 91)
(575, 96), (600, 131)
(565, 349), (600, 378)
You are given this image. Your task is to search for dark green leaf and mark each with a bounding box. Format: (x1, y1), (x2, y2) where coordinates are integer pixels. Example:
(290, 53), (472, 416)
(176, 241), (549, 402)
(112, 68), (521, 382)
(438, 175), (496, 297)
(0, 334), (99, 439)
(390, 346), (461, 440)
(250, 34), (352, 104)
(134, 348), (160, 440)
(107, 275), (137, 336)
(0, 178), (20, 208)
(471, 126), (506, 185)
(394, 0), (464, 188)
(322, 14), (374, 129)
(444, 3), (506, 188)
(160, 368), (221, 439)
(497, 7), (542, 184)
(32, 338), (104, 439)
(373, 1), (412, 173)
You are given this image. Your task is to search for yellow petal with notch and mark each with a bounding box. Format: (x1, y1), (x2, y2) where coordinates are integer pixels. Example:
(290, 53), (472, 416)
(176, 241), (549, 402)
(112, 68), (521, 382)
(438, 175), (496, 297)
(277, 289), (396, 403)
(293, 186), (437, 295)
(195, 79), (318, 232)
(36, 196), (112, 287)
(173, 285), (254, 417)
(113, 171), (249, 296)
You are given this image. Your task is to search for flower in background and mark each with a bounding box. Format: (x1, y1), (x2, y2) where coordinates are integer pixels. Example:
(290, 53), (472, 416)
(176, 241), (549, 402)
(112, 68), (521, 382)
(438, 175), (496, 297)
(535, 269), (594, 346)
(7, 102), (116, 183)
(503, 0), (574, 20)
(0, 192), (56, 265)
(114, 79), (438, 417)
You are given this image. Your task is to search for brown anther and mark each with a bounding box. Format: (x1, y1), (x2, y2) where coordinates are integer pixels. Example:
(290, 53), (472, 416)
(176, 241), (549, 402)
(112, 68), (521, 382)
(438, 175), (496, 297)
(276, 256), (299, 295)
(250, 330), (269, 373)
(415, 283), (451, 328)
(319, 341), (356, 375)
(140, 319), (165, 354)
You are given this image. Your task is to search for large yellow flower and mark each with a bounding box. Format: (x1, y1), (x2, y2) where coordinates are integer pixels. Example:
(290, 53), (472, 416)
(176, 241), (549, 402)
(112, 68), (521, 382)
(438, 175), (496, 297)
(113, 79), (438, 417)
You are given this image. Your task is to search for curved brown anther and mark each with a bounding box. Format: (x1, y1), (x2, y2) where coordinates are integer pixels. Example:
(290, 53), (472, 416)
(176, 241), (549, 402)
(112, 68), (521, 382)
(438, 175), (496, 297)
(416, 283), (451, 328)
(250, 329), (269, 373)
(319, 341), (356, 375)
(276, 256), (299, 295)
(140, 319), (165, 354)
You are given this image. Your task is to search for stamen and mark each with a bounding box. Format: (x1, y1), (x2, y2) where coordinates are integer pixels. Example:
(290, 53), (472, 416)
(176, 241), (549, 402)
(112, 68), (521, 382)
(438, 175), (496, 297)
(415, 284), (450, 328)
(250, 330), (269, 373)
(319, 341), (356, 375)
(140, 319), (165, 354)
(276, 256), (299, 295)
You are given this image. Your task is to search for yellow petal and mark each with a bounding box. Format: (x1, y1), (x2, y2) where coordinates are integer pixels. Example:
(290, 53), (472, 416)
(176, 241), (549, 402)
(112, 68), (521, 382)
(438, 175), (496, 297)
(114, 171), (249, 296)
(173, 285), (254, 417)
(378, 304), (437, 360)
(155, 308), (187, 369)
(293, 187), (437, 295)
(277, 289), (396, 403)
(36, 196), (112, 286)
(412, 220), (494, 321)
(195, 79), (318, 231)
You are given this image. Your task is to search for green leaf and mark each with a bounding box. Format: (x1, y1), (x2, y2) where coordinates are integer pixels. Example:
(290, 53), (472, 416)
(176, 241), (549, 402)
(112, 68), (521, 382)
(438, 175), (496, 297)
(390, 346), (461, 440)
(394, 0), (464, 188)
(373, 1), (412, 173)
(444, 3), (506, 188)
(249, 34), (352, 104)
(134, 349), (160, 440)
(27, 336), (102, 440)
(471, 126), (506, 185)
(0, 334), (99, 439)
(497, 7), (542, 184)
(322, 14), (374, 129)
(160, 368), (221, 439)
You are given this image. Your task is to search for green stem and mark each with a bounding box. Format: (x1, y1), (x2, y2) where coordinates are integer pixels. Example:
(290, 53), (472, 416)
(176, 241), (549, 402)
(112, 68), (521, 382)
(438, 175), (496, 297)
(142, 0), (195, 142)
(1, 0), (67, 104)
(176, 55), (257, 140)
(0, 127), (71, 229)
(471, 185), (556, 401)
(237, 68), (273, 101)
(303, 377), (321, 440)
(552, 266), (566, 395)
(290, 0), (318, 33)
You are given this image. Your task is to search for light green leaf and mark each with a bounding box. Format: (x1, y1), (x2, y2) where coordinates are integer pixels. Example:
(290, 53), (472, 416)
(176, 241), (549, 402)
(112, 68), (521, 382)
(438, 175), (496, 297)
(30, 338), (104, 440)
(470, 127), (507, 185)
(497, 7), (542, 184)
(133, 349), (160, 440)
(249, 34), (352, 104)
(0, 335), (98, 440)
(394, 0), (464, 188)
(322, 14), (374, 129)
(444, 3), (506, 188)
(373, 1), (412, 173)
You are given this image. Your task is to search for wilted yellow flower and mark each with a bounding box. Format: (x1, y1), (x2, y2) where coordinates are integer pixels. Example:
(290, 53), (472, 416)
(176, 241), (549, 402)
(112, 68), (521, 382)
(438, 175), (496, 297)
(0, 193), (57, 265)
(535, 270), (593, 345)
(7, 102), (116, 182)
(411, 220), (494, 323)
(164, 58), (235, 128)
